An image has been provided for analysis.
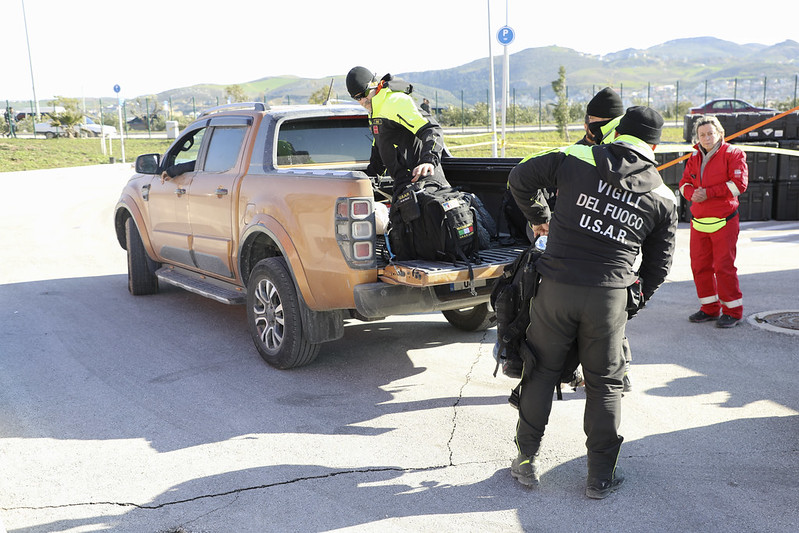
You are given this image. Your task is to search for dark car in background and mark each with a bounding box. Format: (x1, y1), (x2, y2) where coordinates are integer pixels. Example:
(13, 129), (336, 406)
(690, 99), (776, 114)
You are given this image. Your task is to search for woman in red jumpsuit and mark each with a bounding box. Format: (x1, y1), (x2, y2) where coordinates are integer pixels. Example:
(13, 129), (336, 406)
(679, 116), (748, 328)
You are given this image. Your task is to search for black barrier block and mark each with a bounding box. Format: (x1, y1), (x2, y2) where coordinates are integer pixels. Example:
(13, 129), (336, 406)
(683, 115), (700, 143)
(777, 140), (799, 182)
(655, 152), (688, 187)
(782, 113), (799, 140)
(774, 181), (799, 220)
(738, 182), (773, 221)
(743, 142), (778, 182)
(734, 112), (784, 142)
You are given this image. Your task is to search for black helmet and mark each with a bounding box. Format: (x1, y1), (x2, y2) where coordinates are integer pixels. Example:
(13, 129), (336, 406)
(346, 66), (375, 99)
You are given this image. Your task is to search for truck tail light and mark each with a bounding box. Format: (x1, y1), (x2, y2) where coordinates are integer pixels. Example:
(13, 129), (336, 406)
(335, 197), (376, 268)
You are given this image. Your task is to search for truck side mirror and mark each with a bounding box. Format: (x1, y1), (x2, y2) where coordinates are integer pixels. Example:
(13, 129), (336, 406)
(135, 153), (161, 174)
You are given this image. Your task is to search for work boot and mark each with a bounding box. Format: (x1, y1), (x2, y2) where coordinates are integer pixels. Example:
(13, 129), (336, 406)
(688, 310), (719, 323)
(716, 314), (741, 328)
(510, 453), (540, 487)
(586, 467), (625, 499)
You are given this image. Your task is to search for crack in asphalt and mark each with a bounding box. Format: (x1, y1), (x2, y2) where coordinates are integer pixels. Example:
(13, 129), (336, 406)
(4, 332), (497, 515)
(445, 329), (490, 466)
(0, 464), (454, 512)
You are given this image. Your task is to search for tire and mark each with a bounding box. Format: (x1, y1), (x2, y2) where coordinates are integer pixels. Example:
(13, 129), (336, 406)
(45, 131), (55, 139)
(442, 303), (496, 331)
(247, 257), (320, 369)
(125, 217), (159, 295)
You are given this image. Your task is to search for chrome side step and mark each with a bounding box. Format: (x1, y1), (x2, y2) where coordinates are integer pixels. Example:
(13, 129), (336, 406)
(156, 266), (246, 305)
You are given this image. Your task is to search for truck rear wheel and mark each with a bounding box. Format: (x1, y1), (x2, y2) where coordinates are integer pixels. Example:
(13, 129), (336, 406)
(247, 257), (320, 369)
(442, 303), (496, 331)
(125, 217), (159, 295)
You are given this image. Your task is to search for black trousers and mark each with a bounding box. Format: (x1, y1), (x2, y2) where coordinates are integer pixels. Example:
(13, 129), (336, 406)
(516, 277), (627, 479)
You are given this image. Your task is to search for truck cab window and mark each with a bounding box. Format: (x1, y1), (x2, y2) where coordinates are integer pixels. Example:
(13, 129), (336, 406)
(203, 126), (247, 172)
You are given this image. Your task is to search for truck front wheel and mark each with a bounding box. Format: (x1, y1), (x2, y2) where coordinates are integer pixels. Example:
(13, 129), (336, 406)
(247, 257), (320, 369)
(442, 304), (496, 331)
(125, 217), (159, 295)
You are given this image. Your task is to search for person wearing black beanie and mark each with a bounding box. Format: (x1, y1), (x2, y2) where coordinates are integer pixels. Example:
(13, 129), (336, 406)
(345, 65), (449, 193)
(615, 105), (664, 145)
(580, 87), (625, 146)
(500, 85), (634, 390)
(507, 100), (677, 499)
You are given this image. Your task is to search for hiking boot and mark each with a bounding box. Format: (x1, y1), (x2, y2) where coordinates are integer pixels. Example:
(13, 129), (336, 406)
(688, 310), (720, 323)
(586, 468), (625, 499)
(511, 453), (540, 487)
(716, 314), (741, 328)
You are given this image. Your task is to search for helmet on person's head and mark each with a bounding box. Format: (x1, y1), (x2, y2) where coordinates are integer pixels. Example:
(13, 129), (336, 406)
(347, 66), (376, 99)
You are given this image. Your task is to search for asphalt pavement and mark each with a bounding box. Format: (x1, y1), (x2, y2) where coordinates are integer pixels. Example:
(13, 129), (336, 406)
(0, 164), (797, 532)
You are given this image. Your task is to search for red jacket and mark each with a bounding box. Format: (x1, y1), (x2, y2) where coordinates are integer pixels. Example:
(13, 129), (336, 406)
(679, 141), (748, 219)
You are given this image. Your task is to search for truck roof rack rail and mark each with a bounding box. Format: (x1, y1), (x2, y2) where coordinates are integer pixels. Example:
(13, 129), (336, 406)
(199, 102), (269, 117)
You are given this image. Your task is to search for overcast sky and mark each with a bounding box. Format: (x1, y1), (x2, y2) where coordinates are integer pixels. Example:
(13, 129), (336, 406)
(4, 0), (797, 102)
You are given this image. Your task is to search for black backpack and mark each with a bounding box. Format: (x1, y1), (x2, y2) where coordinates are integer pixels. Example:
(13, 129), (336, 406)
(388, 183), (489, 263)
(490, 244), (543, 375)
(490, 244), (581, 400)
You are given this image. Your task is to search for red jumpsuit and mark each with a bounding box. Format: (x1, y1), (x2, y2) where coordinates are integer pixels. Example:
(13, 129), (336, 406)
(679, 141), (748, 319)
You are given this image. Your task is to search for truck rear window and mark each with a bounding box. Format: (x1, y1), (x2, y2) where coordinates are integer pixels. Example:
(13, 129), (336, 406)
(275, 117), (372, 168)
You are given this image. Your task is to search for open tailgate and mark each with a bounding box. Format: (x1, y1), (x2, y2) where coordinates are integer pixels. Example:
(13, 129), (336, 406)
(378, 245), (526, 287)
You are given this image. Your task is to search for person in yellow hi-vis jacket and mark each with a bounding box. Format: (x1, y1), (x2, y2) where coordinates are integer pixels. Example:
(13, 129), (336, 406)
(346, 66), (450, 196)
(679, 115), (748, 328)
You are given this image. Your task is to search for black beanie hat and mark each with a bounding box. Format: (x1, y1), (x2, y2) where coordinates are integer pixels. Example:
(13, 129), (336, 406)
(616, 106), (664, 145)
(586, 87), (624, 118)
(346, 66), (375, 98)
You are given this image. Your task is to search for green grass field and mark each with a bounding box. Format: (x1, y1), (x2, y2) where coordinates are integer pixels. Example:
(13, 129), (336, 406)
(0, 138), (173, 172)
(0, 127), (686, 173)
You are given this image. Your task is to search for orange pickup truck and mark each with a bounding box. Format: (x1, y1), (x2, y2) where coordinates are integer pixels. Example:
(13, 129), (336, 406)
(114, 102), (524, 369)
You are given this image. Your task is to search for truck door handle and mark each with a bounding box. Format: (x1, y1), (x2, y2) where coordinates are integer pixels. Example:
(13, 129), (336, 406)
(175, 188), (186, 197)
(215, 187), (228, 197)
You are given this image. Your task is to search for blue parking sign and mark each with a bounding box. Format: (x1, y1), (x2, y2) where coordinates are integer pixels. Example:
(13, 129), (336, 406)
(497, 26), (515, 46)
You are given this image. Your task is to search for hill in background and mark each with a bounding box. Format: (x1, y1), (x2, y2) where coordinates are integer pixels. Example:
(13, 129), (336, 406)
(15, 37), (799, 117)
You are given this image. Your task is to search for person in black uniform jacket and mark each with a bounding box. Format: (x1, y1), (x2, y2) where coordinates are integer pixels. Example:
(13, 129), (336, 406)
(346, 66), (449, 196)
(507, 106), (678, 499)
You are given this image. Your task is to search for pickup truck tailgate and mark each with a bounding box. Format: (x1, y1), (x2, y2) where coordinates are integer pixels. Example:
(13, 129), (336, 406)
(378, 245), (526, 287)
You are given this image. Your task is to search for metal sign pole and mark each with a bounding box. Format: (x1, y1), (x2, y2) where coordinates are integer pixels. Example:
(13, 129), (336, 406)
(114, 84), (126, 163)
(497, 24), (514, 158)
